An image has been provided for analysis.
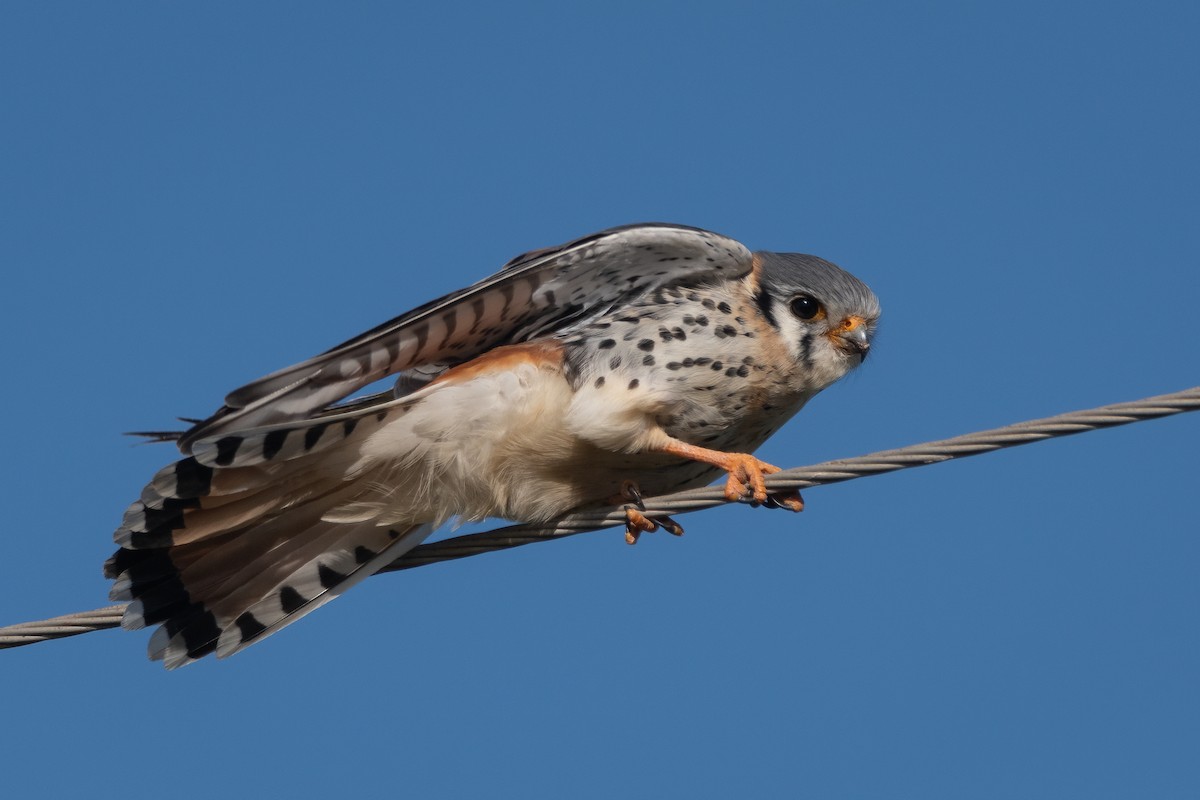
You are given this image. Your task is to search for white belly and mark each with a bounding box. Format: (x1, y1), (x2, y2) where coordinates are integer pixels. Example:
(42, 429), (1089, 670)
(356, 357), (803, 526)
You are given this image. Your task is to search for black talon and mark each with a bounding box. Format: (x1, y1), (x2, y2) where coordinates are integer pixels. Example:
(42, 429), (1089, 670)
(619, 479), (645, 507)
(653, 515), (684, 536)
(760, 490), (804, 512)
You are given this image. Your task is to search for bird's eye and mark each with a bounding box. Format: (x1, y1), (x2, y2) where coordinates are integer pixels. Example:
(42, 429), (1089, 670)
(789, 295), (823, 321)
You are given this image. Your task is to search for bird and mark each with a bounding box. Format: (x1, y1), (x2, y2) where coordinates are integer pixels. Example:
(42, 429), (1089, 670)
(106, 223), (880, 668)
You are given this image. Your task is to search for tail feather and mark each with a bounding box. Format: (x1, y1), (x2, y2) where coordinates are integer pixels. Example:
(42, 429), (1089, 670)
(116, 444), (367, 550)
(146, 523), (431, 669)
(189, 397), (414, 469)
(214, 523), (431, 661)
(181, 494), (370, 613)
(109, 396), (436, 668)
(139, 457), (272, 509)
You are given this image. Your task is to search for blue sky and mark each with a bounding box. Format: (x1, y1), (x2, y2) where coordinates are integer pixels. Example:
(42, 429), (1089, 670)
(2, 2), (1197, 797)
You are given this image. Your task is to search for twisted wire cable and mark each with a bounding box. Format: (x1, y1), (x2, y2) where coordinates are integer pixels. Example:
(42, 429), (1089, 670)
(3, 385), (1197, 650)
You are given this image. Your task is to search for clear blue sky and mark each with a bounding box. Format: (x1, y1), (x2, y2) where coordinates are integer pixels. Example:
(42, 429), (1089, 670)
(2, 3), (1197, 797)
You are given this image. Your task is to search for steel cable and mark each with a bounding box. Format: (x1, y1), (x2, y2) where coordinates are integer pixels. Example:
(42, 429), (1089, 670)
(3, 385), (1197, 650)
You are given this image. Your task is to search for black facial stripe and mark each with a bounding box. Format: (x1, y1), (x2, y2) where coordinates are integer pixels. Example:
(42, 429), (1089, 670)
(753, 287), (778, 328)
(799, 331), (814, 370)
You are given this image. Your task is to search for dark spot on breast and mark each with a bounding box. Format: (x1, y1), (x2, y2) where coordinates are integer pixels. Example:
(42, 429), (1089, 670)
(667, 362), (682, 370)
(672, 327), (686, 340)
(711, 361), (723, 370)
(595, 376), (606, 388)
(598, 339), (616, 349)
(642, 355), (655, 366)
(717, 301), (733, 314)
(609, 355), (622, 369)
(628, 379), (640, 389)
(638, 339), (655, 351)
(702, 298), (716, 310)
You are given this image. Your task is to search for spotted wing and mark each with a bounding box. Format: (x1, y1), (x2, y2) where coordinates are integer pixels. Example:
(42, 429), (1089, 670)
(177, 223), (753, 451)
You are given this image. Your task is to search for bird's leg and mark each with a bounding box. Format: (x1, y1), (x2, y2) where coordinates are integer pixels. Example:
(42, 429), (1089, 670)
(651, 439), (803, 511)
(614, 480), (685, 545)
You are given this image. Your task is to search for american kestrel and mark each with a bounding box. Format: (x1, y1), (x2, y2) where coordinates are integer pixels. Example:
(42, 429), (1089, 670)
(107, 223), (880, 668)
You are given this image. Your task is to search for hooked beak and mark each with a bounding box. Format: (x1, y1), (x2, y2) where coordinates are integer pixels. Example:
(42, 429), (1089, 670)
(831, 315), (871, 362)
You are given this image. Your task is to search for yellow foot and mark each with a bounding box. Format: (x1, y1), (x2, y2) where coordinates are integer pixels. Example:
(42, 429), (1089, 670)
(618, 480), (685, 545)
(651, 440), (785, 506)
(624, 507), (657, 545)
(720, 453), (782, 504)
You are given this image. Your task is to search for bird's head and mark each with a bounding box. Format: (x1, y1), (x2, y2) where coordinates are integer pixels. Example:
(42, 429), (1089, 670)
(752, 252), (880, 392)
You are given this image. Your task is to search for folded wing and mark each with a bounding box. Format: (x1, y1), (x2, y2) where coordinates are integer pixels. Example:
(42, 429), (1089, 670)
(177, 223), (753, 451)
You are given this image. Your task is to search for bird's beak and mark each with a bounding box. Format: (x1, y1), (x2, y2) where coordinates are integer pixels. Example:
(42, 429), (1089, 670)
(831, 315), (871, 361)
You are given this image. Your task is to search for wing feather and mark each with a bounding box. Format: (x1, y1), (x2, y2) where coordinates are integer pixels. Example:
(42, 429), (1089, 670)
(177, 223), (752, 450)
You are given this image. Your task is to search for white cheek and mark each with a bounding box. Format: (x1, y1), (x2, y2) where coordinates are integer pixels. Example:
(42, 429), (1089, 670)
(775, 314), (810, 363)
(774, 315), (859, 390)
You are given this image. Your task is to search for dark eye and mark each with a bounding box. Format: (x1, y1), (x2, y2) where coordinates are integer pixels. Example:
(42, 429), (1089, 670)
(789, 295), (822, 320)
